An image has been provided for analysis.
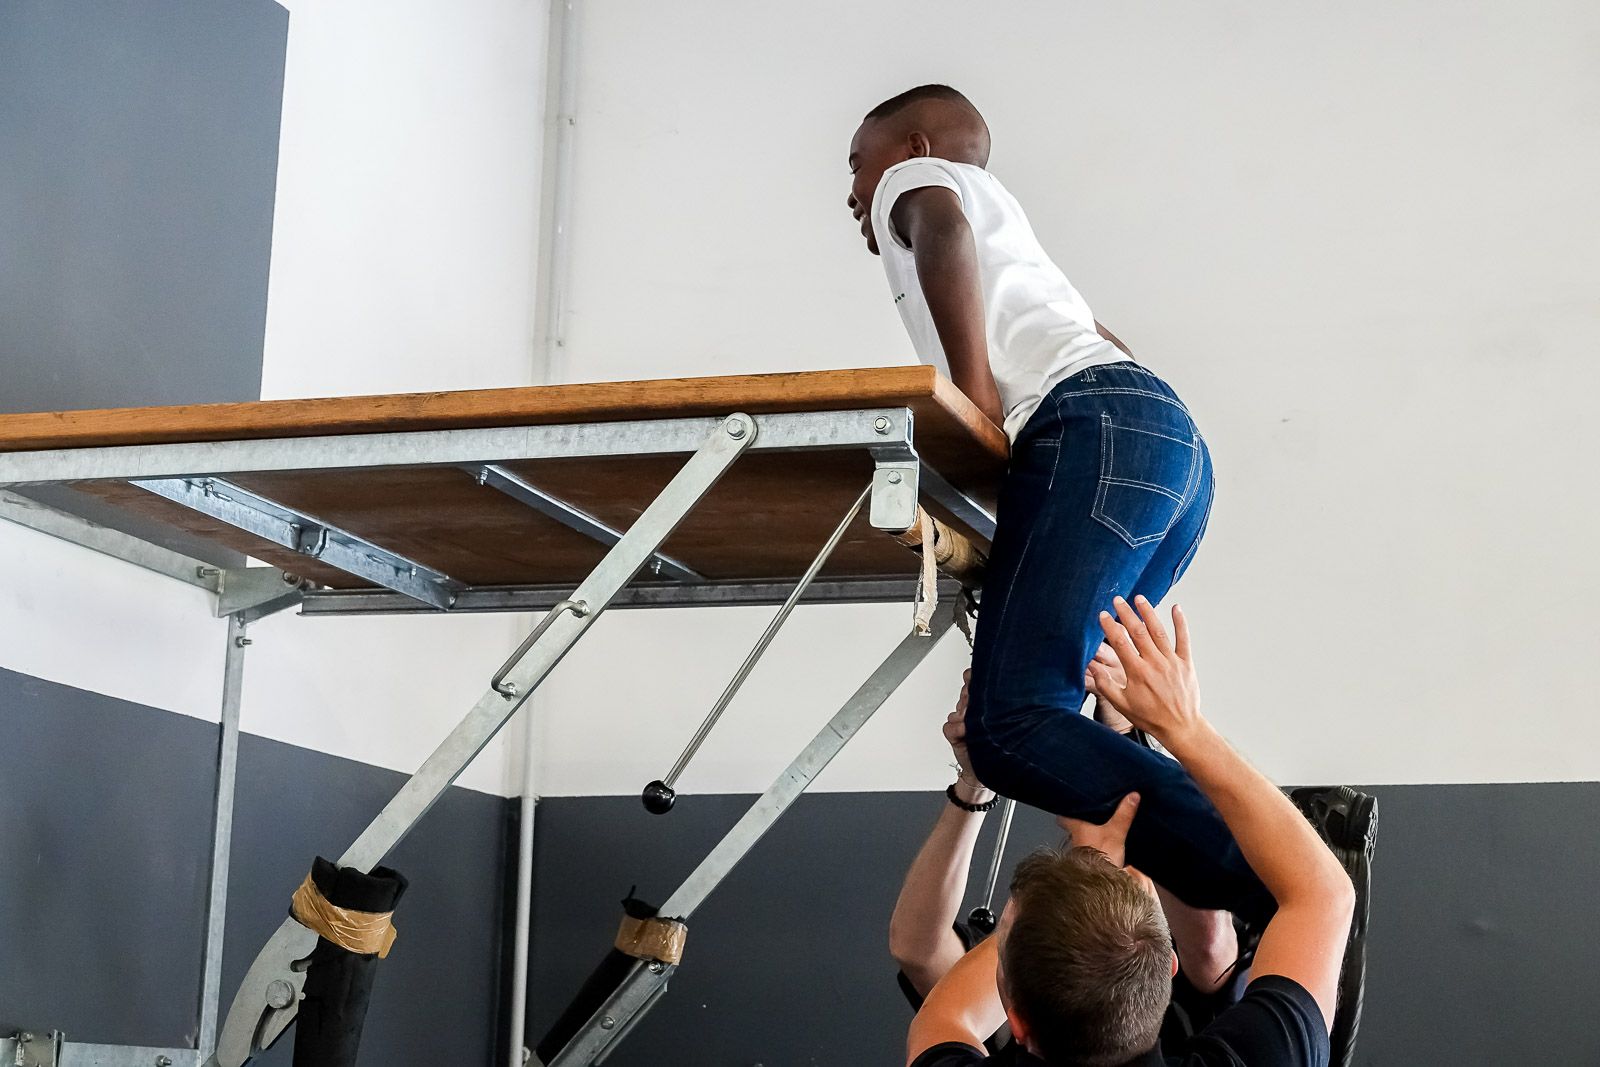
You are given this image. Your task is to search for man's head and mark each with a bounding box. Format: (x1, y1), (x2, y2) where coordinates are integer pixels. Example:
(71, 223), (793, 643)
(847, 84), (990, 254)
(995, 848), (1176, 1066)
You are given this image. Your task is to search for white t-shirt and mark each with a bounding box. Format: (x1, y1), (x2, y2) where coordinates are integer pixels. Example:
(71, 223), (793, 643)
(870, 157), (1130, 441)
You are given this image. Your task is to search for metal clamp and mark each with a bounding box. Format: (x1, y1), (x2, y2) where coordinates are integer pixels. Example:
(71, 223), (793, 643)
(493, 599), (592, 698)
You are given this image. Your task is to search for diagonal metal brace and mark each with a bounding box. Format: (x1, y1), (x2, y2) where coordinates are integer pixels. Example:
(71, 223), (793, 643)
(203, 413), (758, 1067)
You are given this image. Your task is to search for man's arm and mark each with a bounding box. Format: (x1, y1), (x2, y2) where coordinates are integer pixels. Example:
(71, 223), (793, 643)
(906, 936), (1005, 1066)
(890, 187), (1005, 428)
(890, 678), (994, 995)
(890, 777), (992, 994)
(1086, 597), (1354, 1028)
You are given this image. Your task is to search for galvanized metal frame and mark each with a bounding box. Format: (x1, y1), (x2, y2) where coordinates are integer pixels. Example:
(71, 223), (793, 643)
(0, 402), (985, 1067)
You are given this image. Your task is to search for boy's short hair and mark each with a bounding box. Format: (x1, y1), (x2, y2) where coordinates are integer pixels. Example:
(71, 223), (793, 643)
(1002, 848), (1174, 1066)
(864, 84), (981, 123)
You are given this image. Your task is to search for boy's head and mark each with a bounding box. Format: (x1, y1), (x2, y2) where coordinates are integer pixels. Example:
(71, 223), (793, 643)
(847, 84), (990, 254)
(995, 847), (1177, 1066)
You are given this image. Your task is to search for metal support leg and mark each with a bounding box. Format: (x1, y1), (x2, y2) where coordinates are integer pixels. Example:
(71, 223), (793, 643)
(197, 616), (249, 1059)
(544, 605), (956, 1067)
(204, 414), (757, 1067)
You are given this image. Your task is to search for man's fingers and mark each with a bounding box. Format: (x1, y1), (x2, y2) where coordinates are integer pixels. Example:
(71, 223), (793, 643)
(1172, 604), (1192, 662)
(1133, 596), (1173, 656)
(1098, 610), (1139, 665)
(1114, 596), (1159, 660)
(1085, 661), (1128, 715)
(1107, 791), (1142, 833)
(1093, 643), (1119, 667)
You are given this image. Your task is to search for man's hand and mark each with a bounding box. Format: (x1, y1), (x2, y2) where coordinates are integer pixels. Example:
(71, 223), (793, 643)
(1084, 596), (1203, 746)
(1056, 792), (1140, 868)
(945, 669), (993, 803)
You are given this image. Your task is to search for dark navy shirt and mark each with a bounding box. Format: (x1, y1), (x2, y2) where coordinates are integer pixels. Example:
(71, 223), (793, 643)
(909, 975), (1329, 1067)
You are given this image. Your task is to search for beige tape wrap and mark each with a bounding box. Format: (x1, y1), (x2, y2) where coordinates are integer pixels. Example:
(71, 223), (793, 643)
(615, 912), (688, 966)
(893, 507), (987, 635)
(892, 507), (986, 582)
(290, 874), (399, 959)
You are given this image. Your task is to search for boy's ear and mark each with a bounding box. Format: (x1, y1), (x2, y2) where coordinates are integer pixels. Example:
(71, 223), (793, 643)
(909, 130), (932, 158)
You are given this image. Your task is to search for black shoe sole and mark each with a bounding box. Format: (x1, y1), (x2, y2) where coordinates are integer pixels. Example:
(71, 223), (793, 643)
(1290, 786), (1377, 1067)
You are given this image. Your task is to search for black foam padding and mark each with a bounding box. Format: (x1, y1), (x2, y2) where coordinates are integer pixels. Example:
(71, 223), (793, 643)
(291, 857), (409, 1067)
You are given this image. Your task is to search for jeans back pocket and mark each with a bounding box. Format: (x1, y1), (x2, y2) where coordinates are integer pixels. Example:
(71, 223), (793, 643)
(1090, 414), (1201, 547)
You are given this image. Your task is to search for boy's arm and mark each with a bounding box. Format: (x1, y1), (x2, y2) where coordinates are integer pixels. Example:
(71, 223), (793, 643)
(1086, 597), (1354, 1028)
(890, 187), (1005, 429)
(906, 936), (1005, 1065)
(1094, 320), (1135, 358)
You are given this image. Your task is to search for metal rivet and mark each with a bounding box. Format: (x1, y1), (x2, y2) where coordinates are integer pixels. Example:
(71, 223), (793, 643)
(886, 471), (903, 484)
(266, 978), (294, 1009)
(873, 416), (891, 434)
(601, 1016), (617, 1030)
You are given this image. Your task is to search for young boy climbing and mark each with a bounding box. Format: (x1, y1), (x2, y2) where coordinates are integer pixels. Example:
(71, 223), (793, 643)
(846, 84), (1271, 922)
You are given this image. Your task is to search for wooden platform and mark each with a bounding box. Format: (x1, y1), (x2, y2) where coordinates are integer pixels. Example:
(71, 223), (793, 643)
(0, 368), (1007, 592)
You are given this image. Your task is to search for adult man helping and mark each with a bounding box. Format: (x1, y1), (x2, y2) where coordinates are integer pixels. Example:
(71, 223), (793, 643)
(906, 599), (1368, 1066)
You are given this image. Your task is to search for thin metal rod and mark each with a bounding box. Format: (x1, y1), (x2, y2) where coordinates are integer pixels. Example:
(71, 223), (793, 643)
(659, 483), (870, 790)
(507, 714), (540, 1067)
(197, 617), (249, 1059)
(205, 414), (755, 1067)
(979, 798), (1017, 914)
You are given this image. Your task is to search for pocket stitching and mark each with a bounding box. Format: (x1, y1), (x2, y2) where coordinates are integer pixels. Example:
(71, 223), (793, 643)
(1091, 414), (1200, 548)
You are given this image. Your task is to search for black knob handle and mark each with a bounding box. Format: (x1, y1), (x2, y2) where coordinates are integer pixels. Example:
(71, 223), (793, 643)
(967, 907), (996, 936)
(642, 780), (677, 814)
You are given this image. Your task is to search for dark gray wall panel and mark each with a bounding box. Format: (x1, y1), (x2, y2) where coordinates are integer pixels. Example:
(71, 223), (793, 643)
(0, 667), (213, 1043)
(0, 666), (513, 1065)
(526, 784), (1600, 1065)
(0, 0), (287, 414)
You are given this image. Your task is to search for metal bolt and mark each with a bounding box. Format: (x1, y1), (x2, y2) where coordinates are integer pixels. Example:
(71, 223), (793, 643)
(648, 960), (665, 974)
(19, 1032), (32, 1043)
(725, 418), (747, 439)
(266, 978), (294, 1009)
(197, 566), (220, 579)
(600, 1016), (617, 1031)
(477, 466), (492, 485)
(649, 559), (663, 576)
(282, 572), (302, 585)
(874, 416), (891, 434)
(887, 471), (903, 485)
(235, 635), (253, 648)
(156, 1057), (173, 1067)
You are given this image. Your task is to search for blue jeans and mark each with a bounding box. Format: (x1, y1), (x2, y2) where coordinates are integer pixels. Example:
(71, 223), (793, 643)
(965, 362), (1275, 923)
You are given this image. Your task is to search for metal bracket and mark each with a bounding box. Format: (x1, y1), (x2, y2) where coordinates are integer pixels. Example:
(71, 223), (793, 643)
(214, 568), (308, 623)
(869, 462), (919, 531)
(6, 1032), (62, 1067)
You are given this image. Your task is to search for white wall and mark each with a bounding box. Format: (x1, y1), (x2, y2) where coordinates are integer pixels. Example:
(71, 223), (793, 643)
(531, 0), (1600, 793)
(246, 0), (548, 794)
